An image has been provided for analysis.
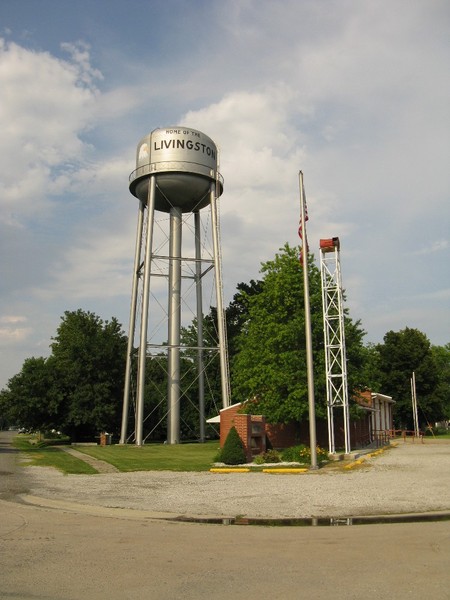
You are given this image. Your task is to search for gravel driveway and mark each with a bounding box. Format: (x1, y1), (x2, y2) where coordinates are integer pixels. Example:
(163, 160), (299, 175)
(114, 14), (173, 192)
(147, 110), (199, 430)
(21, 440), (450, 519)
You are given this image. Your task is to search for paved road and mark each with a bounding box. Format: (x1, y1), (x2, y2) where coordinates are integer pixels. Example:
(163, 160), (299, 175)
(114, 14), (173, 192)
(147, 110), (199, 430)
(1, 431), (449, 600)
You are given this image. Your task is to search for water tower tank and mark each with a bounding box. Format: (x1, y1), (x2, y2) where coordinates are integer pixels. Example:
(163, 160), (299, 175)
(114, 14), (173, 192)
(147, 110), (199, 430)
(129, 126), (223, 213)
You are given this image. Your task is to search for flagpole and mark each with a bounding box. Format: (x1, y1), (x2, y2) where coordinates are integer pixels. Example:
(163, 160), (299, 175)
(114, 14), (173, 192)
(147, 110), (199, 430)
(299, 171), (318, 469)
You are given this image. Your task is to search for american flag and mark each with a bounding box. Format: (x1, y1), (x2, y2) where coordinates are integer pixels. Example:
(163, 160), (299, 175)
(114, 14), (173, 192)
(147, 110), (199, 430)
(298, 181), (309, 266)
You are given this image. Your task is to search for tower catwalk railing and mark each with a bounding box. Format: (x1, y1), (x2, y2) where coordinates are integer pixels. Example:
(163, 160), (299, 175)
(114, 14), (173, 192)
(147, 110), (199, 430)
(319, 237), (351, 455)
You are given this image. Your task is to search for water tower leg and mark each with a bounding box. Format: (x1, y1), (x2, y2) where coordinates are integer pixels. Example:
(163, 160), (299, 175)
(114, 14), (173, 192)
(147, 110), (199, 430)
(135, 176), (156, 446)
(120, 199), (145, 444)
(210, 183), (230, 408)
(194, 211), (206, 442)
(167, 206), (182, 444)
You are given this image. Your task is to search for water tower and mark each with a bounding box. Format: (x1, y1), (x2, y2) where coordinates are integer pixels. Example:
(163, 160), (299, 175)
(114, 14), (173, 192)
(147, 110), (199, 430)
(119, 127), (230, 446)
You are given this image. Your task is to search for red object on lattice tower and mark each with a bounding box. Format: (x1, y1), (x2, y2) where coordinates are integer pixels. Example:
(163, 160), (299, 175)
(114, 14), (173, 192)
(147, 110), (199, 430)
(319, 237), (340, 252)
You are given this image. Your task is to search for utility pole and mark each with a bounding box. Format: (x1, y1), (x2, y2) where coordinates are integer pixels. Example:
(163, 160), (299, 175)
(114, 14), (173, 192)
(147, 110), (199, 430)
(299, 171), (318, 469)
(411, 372), (420, 437)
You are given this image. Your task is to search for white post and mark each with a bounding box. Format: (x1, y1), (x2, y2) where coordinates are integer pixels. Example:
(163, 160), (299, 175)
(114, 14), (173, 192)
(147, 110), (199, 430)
(299, 171), (318, 469)
(411, 372), (419, 437)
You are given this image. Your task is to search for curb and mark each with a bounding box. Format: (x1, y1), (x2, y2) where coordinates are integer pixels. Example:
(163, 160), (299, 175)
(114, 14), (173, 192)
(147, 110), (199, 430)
(209, 468), (250, 473)
(262, 468), (308, 474)
(344, 446), (389, 470)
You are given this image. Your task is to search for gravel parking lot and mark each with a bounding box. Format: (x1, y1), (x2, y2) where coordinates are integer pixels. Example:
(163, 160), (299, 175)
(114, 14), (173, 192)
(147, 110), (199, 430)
(22, 440), (450, 519)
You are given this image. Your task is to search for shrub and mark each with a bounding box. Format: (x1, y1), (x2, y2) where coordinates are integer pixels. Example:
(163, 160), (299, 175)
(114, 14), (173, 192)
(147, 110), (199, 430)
(425, 427), (448, 436)
(281, 445), (308, 462)
(281, 445), (329, 464)
(217, 426), (247, 465)
(263, 449), (282, 463)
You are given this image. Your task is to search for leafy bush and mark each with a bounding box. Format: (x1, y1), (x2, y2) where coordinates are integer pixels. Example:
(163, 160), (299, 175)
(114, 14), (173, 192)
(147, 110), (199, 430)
(281, 444), (328, 464)
(424, 427), (449, 436)
(38, 438), (71, 447)
(251, 450), (282, 464)
(281, 445), (308, 462)
(216, 426), (247, 465)
(43, 431), (71, 445)
(263, 449), (282, 463)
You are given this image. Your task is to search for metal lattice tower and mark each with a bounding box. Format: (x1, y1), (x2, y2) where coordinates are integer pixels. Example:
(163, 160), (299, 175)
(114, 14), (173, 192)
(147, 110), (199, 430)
(319, 237), (350, 454)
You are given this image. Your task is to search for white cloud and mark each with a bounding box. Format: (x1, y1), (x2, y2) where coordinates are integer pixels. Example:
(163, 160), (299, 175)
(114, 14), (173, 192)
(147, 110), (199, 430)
(0, 327), (32, 343)
(0, 315), (27, 324)
(0, 0), (449, 391)
(412, 240), (449, 256)
(0, 38), (101, 218)
(0, 316), (31, 344)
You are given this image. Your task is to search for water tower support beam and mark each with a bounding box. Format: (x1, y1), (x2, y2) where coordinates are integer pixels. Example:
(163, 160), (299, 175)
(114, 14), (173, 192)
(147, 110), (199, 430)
(135, 176), (156, 446)
(194, 211), (206, 441)
(167, 206), (182, 444)
(120, 198), (145, 444)
(210, 182), (230, 408)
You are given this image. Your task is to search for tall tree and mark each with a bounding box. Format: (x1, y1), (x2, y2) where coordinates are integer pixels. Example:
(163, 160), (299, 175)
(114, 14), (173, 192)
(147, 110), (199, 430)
(0, 357), (61, 431)
(431, 343), (450, 422)
(225, 279), (264, 359)
(230, 244), (366, 423)
(374, 327), (442, 429)
(50, 310), (127, 439)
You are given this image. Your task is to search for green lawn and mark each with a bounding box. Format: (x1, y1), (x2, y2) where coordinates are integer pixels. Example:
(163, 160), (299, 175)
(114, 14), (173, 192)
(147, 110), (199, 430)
(14, 435), (220, 473)
(76, 440), (220, 472)
(14, 436), (97, 474)
(425, 432), (450, 439)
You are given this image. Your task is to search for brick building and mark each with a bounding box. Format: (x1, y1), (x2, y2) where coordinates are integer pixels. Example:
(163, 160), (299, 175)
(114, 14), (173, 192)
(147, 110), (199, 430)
(212, 390), (394, 459)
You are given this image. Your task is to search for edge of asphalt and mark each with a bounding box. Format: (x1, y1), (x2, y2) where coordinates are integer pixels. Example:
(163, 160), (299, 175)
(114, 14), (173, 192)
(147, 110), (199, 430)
(15, 493), (450, 525)
(16, 493), (230, 522)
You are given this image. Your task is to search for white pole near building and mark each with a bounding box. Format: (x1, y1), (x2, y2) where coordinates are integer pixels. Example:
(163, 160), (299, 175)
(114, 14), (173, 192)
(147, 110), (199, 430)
(411, 372), (419, 437)
(299, 171), (318, 470)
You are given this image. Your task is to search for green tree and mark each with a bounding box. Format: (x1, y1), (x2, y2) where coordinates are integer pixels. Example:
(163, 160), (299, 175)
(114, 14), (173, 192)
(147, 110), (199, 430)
(217, 426), (247, 465)
(0, 357), (61, 431)
(225, 279), (264, 358)
(230, 244), (366, 423)
(50, 310), (127, 440)
(374, 327), (442, 429)
(430, 343), (450, 421)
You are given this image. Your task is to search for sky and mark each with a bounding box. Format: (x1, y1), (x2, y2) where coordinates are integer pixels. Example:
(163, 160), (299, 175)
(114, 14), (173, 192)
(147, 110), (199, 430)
(0, 0), (449, 391)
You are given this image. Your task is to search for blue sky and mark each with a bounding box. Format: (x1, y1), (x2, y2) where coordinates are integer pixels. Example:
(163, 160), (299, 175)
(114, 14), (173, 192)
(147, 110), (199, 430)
(0, 0), (449, 390)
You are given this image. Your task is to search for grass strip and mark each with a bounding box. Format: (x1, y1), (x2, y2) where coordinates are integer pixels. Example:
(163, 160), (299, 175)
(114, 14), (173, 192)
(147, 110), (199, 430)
(73, 440), (220, 472)
(14, 436), (98, 474)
